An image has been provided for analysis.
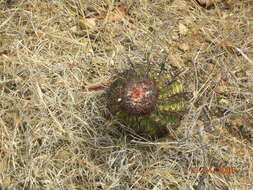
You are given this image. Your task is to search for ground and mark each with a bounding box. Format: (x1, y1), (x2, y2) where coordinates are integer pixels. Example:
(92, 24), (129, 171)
(0, 0), (252, 189)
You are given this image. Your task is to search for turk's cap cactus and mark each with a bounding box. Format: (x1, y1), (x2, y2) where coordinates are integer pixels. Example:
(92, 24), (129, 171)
(106, 62), (186, 139)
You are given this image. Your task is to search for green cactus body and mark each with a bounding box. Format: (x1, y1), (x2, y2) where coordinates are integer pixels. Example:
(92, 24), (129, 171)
(106, 63), (186, 138)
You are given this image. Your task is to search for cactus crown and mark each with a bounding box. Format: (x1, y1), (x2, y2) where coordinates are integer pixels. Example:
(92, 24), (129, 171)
(118, 76), (158, 115)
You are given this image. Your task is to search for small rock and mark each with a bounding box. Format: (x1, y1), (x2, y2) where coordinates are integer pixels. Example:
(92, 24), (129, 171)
(197, 0), (215, 8)
(214, 86), (228, 94)
(178, 43), (190, 51)
(79, 18), (97, 29)
(171, 31), (179, 41)
(178, 23), (188, 36)
(219, 98), (230, 105)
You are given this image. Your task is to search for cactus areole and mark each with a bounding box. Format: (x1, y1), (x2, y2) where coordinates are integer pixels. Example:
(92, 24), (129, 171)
(118, 77), (158, 115)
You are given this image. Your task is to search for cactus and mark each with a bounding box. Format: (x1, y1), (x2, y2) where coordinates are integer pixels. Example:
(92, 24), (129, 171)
(106, 62), (186, 139)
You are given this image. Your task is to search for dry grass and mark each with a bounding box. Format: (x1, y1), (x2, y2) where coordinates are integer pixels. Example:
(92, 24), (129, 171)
(0, 0), (252, 189)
